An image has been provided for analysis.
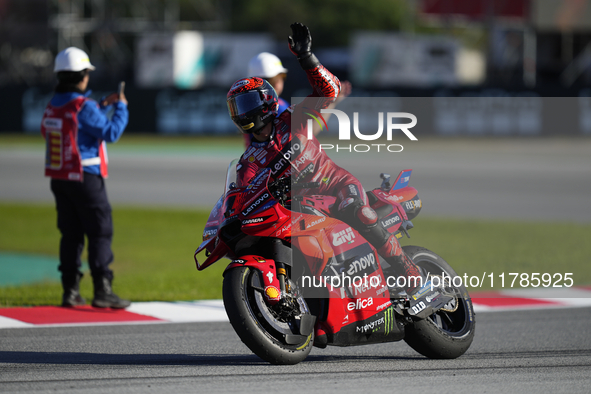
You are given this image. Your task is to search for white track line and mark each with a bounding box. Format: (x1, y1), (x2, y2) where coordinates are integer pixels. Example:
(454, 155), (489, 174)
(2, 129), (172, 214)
(2, 288), (591, 329)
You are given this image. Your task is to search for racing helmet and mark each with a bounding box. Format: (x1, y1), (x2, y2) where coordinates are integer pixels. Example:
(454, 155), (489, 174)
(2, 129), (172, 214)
(227, 77), (279, 134)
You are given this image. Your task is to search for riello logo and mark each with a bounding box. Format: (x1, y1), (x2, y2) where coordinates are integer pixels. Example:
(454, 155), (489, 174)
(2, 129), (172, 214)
(305, 108), (418, 153)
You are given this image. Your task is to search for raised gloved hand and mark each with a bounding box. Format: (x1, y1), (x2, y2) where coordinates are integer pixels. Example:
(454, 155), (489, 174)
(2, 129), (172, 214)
(288, 22), (312, 59)
(288, 23), (319, 70)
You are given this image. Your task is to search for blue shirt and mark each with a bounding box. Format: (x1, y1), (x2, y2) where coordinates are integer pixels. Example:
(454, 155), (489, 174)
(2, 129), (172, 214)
(50, 91), (129, 175)
(277, 97), (289, 115)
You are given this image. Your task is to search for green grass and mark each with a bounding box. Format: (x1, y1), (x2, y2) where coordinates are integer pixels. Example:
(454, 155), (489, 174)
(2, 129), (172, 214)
(1, 202), (590, 307)
(0, 203), (226, 307)
(400, 217), (591, 287)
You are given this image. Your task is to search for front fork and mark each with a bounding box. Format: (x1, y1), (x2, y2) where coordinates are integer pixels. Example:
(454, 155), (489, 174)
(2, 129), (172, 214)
(224, 255), (314, 336)
(276, 261), (289, 294)
(272, 261), (302, 319)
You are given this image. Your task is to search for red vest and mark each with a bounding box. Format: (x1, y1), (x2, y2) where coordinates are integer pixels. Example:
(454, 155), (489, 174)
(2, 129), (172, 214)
(41, 96), (108, 181)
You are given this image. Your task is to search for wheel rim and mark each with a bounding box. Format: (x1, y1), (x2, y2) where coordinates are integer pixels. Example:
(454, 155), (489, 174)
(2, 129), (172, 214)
(414, 259), (474, 338)
(427, 297), (471, 337)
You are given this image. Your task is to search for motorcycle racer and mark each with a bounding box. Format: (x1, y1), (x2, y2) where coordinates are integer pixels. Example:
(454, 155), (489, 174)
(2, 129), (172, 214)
(227, 23), (423, 294)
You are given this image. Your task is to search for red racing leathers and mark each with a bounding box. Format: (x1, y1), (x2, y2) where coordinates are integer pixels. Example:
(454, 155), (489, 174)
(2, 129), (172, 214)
(236, 65), (347, 193)
(236, 63), (422, 289)
(236, 65), (365, 210)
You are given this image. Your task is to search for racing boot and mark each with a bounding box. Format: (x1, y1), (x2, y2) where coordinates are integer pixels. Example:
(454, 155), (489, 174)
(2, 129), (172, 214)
(350, 209), (423, 293)
(92, 275), (131, 309)
(376, 235), (423, 293)
(379, 242), (457, 318)
(361, 215), (456, 317)
(342, 200), (452, 310)
(61, 272), (86, 307)
(376, 241), (456, 318)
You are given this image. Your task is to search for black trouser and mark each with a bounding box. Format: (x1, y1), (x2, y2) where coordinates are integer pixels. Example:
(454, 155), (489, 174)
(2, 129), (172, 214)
(50, 174), (114, 281)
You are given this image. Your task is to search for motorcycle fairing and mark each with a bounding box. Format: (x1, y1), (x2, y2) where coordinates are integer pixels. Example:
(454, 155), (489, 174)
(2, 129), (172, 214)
(299, 195), (334, 217)
(241, 204), (291, 239)
(195, 164), (407, 337)
(370, 169), (422, 222)
(391, 169), (412, 191)
(203, 195), (224, 241)
(292, 197), (400, 335)
(292, 219), (397, 343)
(326, 305), (405, 346)
(319, 248), (394, 337)
(325, 242), (381, 284)
(370, 186), (421, 224)
(291, 215), (368, 277)
(194, 237), (231, 271)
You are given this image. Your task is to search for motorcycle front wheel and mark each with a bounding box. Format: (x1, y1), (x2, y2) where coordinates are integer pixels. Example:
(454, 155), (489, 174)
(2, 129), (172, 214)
(402, 246), (476, 359)
(222, 266), (313, 365)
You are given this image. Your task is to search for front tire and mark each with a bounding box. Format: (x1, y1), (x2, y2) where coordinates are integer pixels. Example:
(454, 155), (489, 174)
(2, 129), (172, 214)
(222, 266), (313, 365)
(402, 246), (476, 359)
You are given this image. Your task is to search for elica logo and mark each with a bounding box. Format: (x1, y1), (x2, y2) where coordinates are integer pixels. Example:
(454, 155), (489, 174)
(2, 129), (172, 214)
(347, 297), (374, 311)
(304, 108), (417, 153)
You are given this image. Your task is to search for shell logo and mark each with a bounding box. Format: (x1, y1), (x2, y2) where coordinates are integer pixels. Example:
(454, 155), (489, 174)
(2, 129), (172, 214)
(265, 286), (280, 300)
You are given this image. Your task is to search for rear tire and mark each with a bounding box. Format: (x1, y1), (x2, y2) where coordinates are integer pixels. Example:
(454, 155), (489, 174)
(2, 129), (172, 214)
(222, 266), (313, 365)
(402, 246), (476, 359)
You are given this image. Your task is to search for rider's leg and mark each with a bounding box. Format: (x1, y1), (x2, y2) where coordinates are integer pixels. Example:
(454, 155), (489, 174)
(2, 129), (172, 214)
(335, 184), (423, 292)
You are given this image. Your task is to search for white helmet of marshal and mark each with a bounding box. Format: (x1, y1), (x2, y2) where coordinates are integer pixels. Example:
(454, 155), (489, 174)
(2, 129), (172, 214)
(247, 52), (288, 79)
(54, 47), (96, 73)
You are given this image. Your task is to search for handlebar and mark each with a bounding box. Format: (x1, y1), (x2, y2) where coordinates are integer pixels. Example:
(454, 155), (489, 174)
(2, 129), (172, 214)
(268, 178), (321, 205)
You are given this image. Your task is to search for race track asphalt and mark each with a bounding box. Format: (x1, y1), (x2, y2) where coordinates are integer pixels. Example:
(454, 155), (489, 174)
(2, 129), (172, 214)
(1, 137), (591, 222)
(1, 307), (590, 393)
(1, 137), (590, 393)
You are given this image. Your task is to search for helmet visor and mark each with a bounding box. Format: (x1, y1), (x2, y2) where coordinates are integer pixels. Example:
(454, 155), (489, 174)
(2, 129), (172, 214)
(227, 91), (264, 118)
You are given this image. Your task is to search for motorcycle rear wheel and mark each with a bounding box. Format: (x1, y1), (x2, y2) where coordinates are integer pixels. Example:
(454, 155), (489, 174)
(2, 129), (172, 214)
(222, 266), (313, 365)
(402, 246), (476, 359)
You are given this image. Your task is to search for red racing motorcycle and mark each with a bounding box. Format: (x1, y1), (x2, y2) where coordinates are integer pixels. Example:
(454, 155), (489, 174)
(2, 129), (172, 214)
(194, 160), (475, 365)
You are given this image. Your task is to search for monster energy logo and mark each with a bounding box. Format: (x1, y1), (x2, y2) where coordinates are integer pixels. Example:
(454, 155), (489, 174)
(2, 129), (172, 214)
(384, 307), (395, 336)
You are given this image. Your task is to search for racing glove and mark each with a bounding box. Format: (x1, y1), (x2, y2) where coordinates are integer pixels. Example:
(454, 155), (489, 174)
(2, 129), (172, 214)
(288, 22), (320, 70)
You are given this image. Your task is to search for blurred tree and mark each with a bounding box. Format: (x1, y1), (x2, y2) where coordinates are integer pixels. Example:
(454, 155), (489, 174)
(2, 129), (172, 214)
(229, 0), (411, 47)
